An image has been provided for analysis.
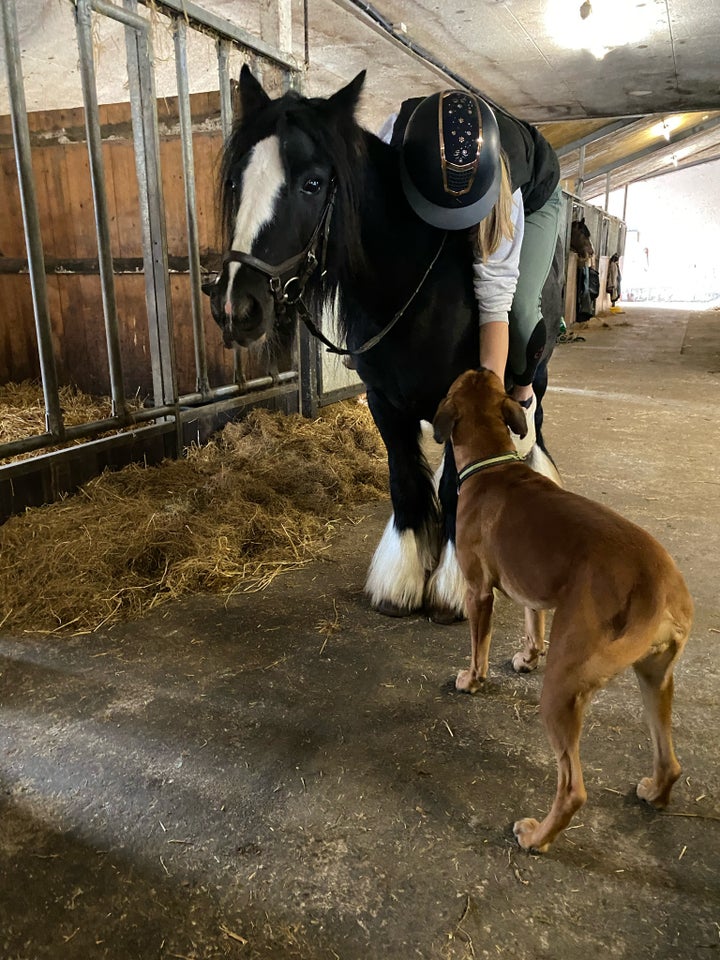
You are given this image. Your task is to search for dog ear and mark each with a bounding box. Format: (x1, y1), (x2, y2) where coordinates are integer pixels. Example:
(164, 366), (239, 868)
(501, 397), (528, 438)
(432, 397), (458, 443)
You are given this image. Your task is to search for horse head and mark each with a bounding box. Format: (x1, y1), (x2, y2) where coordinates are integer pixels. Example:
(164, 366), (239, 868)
(203, 65), (366, 349)
(571, 217), (594, 262)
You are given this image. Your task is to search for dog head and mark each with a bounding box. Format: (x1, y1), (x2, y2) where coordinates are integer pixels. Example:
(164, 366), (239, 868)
(432, 369), (527, 450)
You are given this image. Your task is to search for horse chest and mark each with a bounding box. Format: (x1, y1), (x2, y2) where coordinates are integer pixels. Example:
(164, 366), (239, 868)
(357, 352), (448, 421)
(352, 307), (477, 422)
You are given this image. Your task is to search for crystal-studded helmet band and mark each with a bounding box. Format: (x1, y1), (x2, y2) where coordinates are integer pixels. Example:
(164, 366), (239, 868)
(400, 89), (502, 231)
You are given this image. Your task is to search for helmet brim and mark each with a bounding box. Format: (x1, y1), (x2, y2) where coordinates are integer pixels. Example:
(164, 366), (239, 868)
(399, 155), (502, 231)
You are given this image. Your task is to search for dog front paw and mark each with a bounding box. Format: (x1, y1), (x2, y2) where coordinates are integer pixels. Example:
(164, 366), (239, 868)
(513, 818), (550, 853)
(511, 651), (539, 673)
(636, 776), (673, 809)
(456, 669), (483, 693)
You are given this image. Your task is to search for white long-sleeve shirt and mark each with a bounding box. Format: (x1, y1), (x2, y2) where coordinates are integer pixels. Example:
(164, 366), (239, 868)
(379, 112), (523, 326)
(472, 189), (524, 325)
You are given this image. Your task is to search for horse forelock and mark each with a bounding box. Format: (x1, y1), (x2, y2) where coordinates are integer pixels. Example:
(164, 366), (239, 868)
(283, 97), (368, 275)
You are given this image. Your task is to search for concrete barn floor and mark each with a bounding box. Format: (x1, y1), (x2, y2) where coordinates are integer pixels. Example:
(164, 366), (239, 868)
(1, 305), (719, 960)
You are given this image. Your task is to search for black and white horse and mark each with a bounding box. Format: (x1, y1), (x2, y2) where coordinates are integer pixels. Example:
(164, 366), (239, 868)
(204, 67), (563, 621)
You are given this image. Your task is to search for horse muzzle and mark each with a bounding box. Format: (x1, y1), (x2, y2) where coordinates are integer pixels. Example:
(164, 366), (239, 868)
(204, 268), (276, 348)
(222, 295), (271, 348)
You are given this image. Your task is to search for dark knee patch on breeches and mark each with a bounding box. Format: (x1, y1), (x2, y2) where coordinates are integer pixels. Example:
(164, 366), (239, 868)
(514, 318), (547, 387)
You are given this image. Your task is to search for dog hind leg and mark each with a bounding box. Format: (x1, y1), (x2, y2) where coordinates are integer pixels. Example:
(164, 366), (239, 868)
(512, 608), (546, 673)
(513, 673), (591, 852)
(633, 635), (687, 809)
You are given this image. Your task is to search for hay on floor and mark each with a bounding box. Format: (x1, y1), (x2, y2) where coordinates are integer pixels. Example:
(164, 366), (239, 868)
(0, 381), (144, 461)
(0, 401), (388, 635)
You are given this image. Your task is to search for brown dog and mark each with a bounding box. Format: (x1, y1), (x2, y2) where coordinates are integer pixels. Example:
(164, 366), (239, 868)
(433, 368), (693, 853)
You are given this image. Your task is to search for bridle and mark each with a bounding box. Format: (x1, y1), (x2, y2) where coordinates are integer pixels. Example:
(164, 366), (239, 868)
(216, 178), (447, 359)
(221, 181), (337, 325)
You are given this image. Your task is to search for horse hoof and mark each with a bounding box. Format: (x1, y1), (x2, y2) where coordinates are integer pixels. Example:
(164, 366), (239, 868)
(427, 605), (466, 625)
(373, 599), (420, 618)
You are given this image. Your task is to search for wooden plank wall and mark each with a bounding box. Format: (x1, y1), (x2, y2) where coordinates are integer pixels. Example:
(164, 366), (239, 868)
(0, 93), (239, 398)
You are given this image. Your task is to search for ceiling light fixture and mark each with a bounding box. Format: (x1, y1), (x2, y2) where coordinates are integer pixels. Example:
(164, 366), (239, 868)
(651, 116), (681, 141)
(547, 0), (656, 62)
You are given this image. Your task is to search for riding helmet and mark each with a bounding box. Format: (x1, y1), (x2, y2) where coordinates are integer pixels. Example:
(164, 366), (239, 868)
(400, 90), (501, 230)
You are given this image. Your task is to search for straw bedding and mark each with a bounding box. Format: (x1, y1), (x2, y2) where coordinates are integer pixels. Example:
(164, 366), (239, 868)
(0, 398), (388, 635)
(0, 381), (144, 458)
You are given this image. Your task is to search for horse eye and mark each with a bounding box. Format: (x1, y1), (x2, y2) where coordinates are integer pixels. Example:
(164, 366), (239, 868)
(302, 177), (322, 195)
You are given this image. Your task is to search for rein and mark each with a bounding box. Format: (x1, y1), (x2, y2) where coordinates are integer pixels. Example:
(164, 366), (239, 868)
(295, 232), (447, 357)
(457, 452), (522, 489)
(220, 179), (448, 358)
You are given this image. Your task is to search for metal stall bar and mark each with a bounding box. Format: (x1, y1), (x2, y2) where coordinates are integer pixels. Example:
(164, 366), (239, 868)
(0, 0), (311, 521)
(147, 0), (304, 410)
(575, 144), (586, 197)
(0, 369), (297, 462)
(217, 37), (234, 141)
(0, 0), (64, 438)
(118, 0), (179, 420)
(147, 0), (297, 70)
(173, 16), (210, 397)
(216, 36), (246, 388)
(0, 376), (298, 523)
(75, 0), (128, 418)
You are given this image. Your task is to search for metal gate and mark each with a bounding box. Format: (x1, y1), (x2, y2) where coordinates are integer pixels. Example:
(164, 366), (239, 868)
(0, 0), (359, 522)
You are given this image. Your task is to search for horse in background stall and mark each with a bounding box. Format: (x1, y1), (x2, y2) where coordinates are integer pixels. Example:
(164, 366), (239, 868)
(203, 67), (564, 623)
(571, 217), (594, 264)
(570, 217), (598, 322)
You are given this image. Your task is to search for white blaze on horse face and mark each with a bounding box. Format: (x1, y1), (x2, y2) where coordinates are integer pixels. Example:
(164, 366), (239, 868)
(226, 135), (285, 315)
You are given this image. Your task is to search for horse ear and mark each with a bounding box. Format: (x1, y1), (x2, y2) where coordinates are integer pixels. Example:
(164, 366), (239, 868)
(432, 397), (458, 444)
(501, 397), (528, 438)
(239, 64), (271, 117)
(326, 70), (366, 117)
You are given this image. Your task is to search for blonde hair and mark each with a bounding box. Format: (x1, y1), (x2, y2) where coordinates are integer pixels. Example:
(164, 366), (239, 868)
(473, 153), (514, 262)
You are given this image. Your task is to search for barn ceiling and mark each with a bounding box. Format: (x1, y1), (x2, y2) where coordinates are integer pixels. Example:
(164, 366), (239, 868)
(303, 0), (720, 200)
(2, 0), (720, 202)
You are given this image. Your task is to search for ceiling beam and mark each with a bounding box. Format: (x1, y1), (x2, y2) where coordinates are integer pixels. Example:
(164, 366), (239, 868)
(636, 152), (720, 184)
(555, 118), (643, 158)
(581, 120), (720, 197)
(580, 114), (720, 183)
(558, 118), (661, 180)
